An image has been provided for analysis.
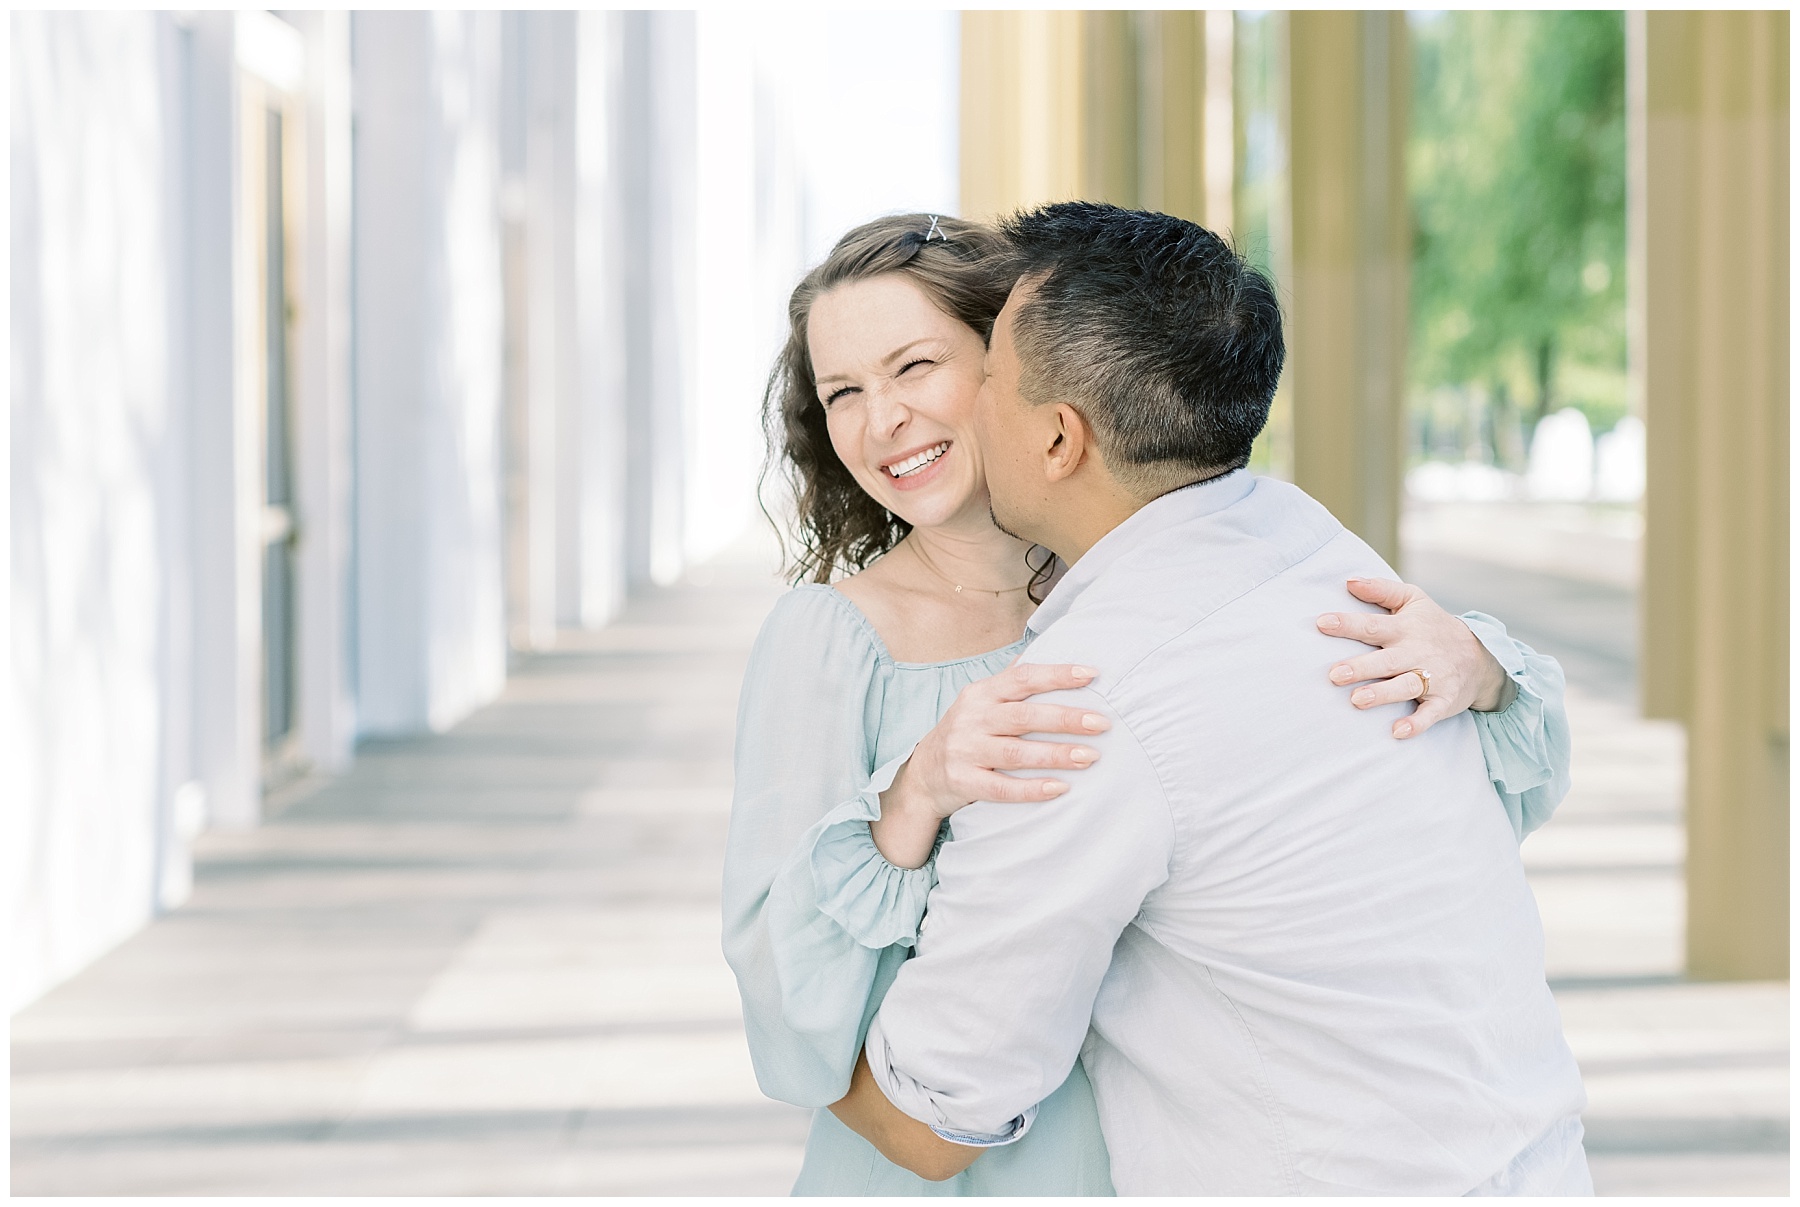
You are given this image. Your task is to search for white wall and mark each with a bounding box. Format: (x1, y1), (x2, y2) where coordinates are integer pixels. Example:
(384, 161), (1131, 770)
(351, 12), (507, 735)
(8, 9), (965, 1012)
(10, 12), (190, 1009)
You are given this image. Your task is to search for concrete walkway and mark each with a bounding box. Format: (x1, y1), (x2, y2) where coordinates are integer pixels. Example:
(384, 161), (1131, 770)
(12, 524), (1788, 1195)
(11, 534), (808, 1195)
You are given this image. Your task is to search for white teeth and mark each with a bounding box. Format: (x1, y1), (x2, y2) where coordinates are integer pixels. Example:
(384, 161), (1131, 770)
(887, 442), (949, 479)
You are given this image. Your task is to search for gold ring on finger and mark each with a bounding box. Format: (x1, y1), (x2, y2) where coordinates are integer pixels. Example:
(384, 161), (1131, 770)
(1411, 668), (1432, 700)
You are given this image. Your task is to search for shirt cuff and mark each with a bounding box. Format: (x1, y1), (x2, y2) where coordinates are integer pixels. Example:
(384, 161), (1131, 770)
(865, 1015), (1042, 1146)
(808, 749), (943, 950)
(930, 1106), (1038, 1148)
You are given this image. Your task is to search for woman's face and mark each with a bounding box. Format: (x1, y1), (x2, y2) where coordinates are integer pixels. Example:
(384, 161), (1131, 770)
(806, 274), (992, 532)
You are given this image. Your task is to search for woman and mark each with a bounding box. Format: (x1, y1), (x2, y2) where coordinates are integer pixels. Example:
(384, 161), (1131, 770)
(722, 215), (1569, 1196)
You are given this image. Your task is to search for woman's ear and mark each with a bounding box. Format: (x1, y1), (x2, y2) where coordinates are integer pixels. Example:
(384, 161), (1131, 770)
(1044, 403), (1090, 483)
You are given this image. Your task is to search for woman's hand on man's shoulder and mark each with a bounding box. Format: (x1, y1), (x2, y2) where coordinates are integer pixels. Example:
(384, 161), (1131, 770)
(872, 663), (1112, 868)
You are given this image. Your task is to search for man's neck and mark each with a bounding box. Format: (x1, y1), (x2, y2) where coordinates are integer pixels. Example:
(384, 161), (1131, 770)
(1047, 466), (1238, 565)
(1042, 482), (1145, 566)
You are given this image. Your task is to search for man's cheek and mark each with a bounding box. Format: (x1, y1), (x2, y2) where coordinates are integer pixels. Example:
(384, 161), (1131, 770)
(973, 405), (996, 450)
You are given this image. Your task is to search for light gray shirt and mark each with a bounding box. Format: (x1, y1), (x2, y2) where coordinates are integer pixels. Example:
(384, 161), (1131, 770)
(864, 471), (1588, 1195)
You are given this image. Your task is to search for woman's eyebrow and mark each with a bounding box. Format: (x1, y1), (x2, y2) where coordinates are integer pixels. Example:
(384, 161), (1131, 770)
(879, 338), (937, 367)
(816, 339), (939, 387)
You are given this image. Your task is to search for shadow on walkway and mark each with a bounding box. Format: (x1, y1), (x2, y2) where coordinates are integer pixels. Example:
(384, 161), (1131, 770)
(11, 529), (810, 1195)
(13, 516), (1786, 1195)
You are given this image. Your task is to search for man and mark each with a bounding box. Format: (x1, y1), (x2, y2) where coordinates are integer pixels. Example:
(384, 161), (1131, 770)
(830, 202), (1589, 1194)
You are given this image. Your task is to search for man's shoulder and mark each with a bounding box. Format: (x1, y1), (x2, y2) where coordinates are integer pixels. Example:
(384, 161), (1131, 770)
(1024, 478), (1368, 685)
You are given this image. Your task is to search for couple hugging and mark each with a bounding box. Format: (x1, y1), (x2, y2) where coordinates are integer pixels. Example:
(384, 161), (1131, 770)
(724, 203), (1588, 1196)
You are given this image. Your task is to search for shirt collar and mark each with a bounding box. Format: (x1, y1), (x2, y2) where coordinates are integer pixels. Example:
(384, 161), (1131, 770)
(1027, 469), (1257, 639)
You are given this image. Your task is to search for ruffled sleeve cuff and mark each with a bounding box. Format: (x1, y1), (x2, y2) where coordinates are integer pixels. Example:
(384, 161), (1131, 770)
(1461, 611), (1573, 839)
(808, 749), (942, 950)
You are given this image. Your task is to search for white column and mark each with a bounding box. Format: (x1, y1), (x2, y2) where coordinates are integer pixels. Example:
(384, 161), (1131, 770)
(573, 12), (631, 626)
(287, 10), (357, 771)
(643, 12), (698, 587)
(524, 13), (587, 630)
(352, 12), (507, 735)
(187, 12), (264, 829)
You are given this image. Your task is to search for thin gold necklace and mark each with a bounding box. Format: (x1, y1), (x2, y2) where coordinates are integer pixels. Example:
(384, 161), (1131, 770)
(906, 538), (1034, 598)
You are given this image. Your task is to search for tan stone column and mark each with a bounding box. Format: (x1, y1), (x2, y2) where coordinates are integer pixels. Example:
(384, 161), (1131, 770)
(1285, 12), (1409, 566)
(961, 12), (1235, 232)
(1639, 11), (1789, 980)
(1081, 11), (1140, 206)
(960, 11), (1087, 221)
(1130, 11), (1202, 221)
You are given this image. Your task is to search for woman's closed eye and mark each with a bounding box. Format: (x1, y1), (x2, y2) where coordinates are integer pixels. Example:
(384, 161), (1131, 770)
(821, 359), (930, 408)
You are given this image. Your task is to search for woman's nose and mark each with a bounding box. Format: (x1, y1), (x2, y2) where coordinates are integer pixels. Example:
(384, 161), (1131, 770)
(865, 382), (909, 439)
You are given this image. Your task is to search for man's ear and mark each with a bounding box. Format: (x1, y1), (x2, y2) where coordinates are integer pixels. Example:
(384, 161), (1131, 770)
(1044, 403), (1091, 483)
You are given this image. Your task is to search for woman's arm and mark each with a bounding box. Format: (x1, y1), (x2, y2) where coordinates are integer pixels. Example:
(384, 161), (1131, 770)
(1314, 577), (1573, 837)
(829, 1050), (982, 1181)
(723, 592), (1119, 1108)
(722, 592), (919, 1107)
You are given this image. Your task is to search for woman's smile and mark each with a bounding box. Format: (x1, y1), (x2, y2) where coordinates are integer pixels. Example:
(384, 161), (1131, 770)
(882, 440), (953, 490)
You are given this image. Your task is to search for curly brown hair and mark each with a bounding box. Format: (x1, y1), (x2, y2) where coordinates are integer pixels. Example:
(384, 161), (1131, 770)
(761, 214), (1019, 584)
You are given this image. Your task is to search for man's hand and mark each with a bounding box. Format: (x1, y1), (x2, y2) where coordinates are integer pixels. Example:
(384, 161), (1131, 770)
(1316, 577), (1516, 739)
(827, 1049), (982, 1182)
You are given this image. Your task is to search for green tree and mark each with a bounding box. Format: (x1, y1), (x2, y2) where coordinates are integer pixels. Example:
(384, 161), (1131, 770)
(1409, 11), (1626, 464)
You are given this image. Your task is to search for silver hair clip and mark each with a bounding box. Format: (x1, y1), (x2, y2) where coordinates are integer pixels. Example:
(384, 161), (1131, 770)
(924, 215), (943, 241)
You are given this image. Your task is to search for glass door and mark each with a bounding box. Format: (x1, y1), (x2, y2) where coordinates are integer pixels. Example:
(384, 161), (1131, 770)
(237, 14), (308, 793)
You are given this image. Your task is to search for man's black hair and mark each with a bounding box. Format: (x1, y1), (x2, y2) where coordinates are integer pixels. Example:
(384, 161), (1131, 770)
(1000, 201), (1285, 482)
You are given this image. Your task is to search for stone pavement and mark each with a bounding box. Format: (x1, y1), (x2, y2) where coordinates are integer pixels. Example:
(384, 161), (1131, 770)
(10, 531), (809, 1195)
(11, 522), (1788, 1195)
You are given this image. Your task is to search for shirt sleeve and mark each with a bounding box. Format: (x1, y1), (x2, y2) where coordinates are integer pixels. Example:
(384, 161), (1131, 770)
(864, 683), (1174, 1138)
(720, 589), (937, 1108)
(1460, 611), (1573, 841)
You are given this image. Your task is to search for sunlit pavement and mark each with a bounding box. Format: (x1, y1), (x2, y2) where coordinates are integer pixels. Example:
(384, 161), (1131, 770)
(1517, 686), (1789, 1196)
(12, 520), (1788, 1196)
(10, 528), (808, 1195)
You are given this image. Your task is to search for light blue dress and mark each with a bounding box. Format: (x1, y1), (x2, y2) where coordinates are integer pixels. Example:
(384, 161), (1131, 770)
(720, 582), (1571, 1196)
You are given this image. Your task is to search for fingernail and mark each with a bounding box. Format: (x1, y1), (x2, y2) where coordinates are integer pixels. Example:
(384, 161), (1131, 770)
(1082, 712), (1108, 731)
(1329, 665), (1353, 684)
(1071, 748), (1096, 766)
(1394, 720), (1414, 738)
(1352, 689), (1373, 706)
(1317, 614), (1340, 631)
(1071, 666), (1097, 680)
(1042, 780), (1067, 797)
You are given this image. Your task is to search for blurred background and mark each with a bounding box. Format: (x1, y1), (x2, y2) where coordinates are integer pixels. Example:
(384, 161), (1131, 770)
(9, 9), (1787, 1196)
